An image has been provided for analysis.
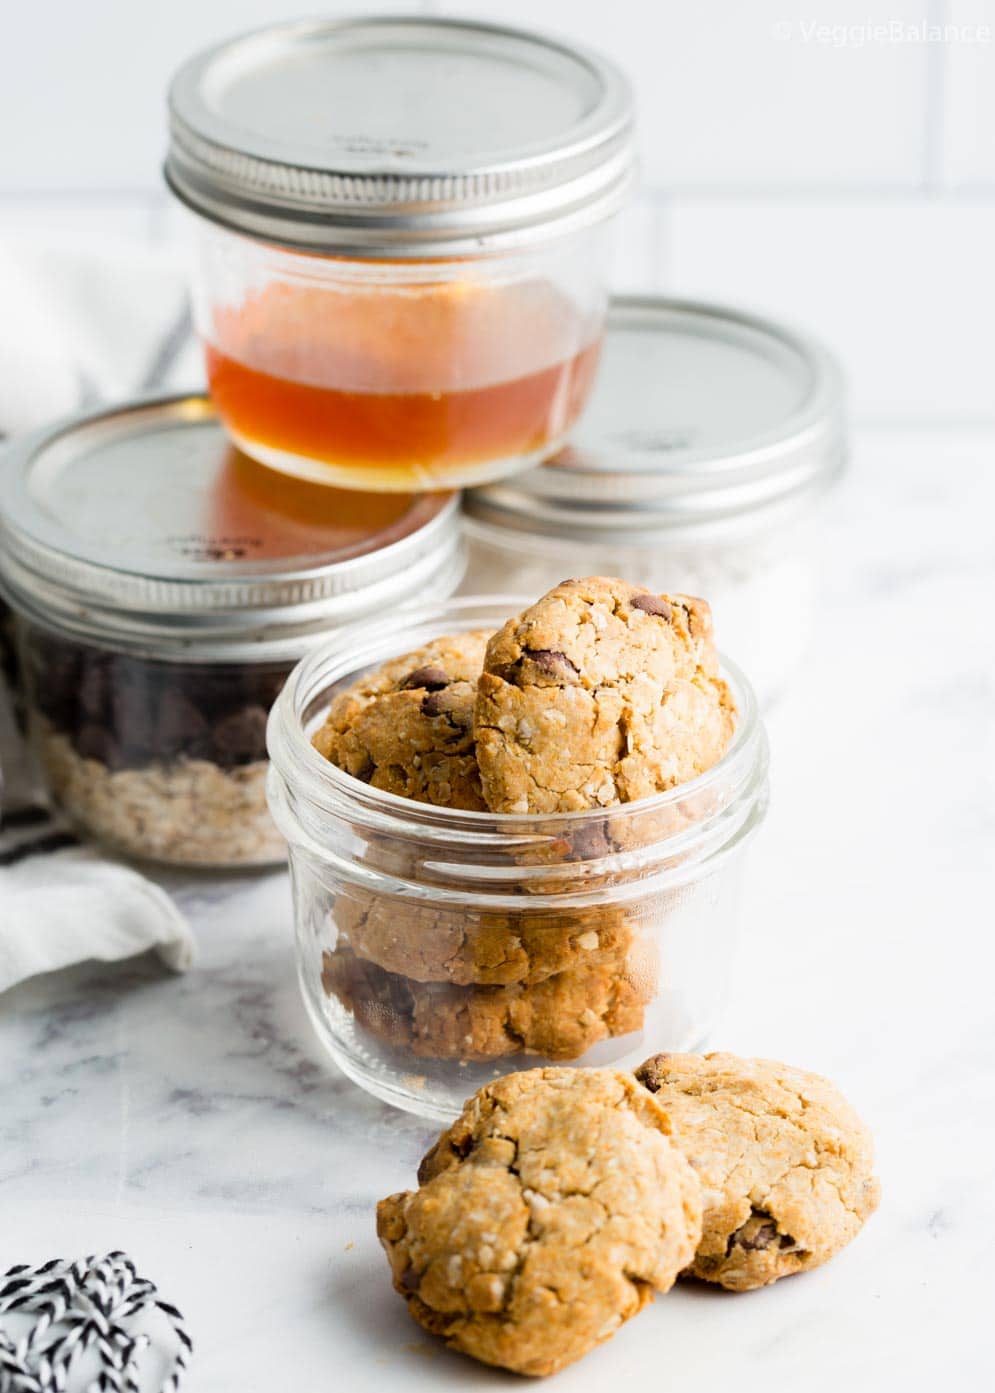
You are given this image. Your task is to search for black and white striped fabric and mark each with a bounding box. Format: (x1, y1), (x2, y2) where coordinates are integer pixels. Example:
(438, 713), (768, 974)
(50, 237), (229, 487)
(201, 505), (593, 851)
(0, 1253), (192, 1393)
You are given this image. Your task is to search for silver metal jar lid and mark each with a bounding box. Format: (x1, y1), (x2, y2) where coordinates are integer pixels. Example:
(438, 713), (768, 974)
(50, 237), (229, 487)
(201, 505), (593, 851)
(165, 15), (635, 255)
(0, 395), (463, 660)
(464, 296), (847, 541)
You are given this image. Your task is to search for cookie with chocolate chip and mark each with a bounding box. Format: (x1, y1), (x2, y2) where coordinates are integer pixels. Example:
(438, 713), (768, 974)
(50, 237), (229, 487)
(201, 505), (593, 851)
(321, 938), (654, 1061)
(377, 1068), (702, 1376)
(312, 631), (491, 810)
(635, 1051), (880, 1291)
(474, 577), (736, 814)
(334, 886), (633, 986)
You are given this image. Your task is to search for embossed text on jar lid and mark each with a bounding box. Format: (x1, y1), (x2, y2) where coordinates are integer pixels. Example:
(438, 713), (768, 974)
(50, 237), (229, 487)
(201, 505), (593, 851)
(0, 394), (462, 657)
(165, 15), (635, 254)
(464, 296), (847, 538)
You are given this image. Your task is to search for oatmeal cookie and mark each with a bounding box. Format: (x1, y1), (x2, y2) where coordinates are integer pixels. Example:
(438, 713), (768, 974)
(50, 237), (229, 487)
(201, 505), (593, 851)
(378, 1068), (703, 1376)
(312, 630), (490, 810)
(474, 577), (736, 814)
(635, 1051), (880, 1291)
(322, 940), (654, 1061)
(334, 888), (632, 986)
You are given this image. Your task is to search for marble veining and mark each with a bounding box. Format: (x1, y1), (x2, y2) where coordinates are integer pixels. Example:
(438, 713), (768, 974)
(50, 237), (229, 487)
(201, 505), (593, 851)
(2, 429), (994, 1390)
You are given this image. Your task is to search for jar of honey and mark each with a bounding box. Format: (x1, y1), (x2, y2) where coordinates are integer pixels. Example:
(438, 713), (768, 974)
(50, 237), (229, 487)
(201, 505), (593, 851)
(165, 16), (635, 492)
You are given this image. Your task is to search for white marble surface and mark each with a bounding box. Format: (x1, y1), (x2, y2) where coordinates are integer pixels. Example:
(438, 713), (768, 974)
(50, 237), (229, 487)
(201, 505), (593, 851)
(2, 425), (994, 1390)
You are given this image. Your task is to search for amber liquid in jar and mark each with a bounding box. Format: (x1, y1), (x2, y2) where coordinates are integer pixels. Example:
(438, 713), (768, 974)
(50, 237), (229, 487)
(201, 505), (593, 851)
(204, 279), (602, 491)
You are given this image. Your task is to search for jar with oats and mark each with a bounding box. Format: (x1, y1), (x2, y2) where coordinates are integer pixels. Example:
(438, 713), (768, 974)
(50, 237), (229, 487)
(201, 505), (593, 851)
(0, 395), (463, 867)
(266, 597), (769, 1121)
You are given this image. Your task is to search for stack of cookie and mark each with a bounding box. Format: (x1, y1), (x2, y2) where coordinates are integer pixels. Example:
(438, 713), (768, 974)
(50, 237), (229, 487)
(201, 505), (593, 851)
(378, 1057), (880, 1376)
(311, 577), (737, 1065)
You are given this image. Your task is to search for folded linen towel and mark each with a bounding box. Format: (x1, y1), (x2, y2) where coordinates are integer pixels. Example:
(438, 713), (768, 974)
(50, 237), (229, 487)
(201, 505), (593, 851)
(0, 237), (201, 434)
(0, 679), (196, 994)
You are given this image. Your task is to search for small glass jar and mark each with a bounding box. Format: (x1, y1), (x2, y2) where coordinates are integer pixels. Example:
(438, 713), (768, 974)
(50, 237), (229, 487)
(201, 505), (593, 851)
(165, 16), (635, 492)
(0, 395), (463, 868)
(462, 297), (847, 706)
(267, 598), (769, 1120)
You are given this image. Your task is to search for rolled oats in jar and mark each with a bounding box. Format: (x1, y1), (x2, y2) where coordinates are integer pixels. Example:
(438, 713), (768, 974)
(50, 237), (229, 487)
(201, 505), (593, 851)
(165, 16), (634, 493)
(0, 395), (463, 867)
(462, 297), (847, 705)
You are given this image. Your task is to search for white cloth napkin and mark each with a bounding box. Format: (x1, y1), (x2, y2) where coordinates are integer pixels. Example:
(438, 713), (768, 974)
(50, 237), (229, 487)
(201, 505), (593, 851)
(0, 673), (197, 994)
(0, 237), (202, 434)
(0, 237), (201, 993)
(0, 841), (195, 989)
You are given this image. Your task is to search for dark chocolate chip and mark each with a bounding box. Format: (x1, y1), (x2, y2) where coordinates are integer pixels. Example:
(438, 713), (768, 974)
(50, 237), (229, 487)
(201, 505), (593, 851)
(453, 1132), (476, 1159)
(778, 1233), (797, 1250)
(728, 1210), (784, 1254)
(76, 723), (121, 770)
(524, 648), (580, 679)
(211, 705), (269, 764)
(353, 756), (375, 784)
(634, 1055), (672, 1093)
(156, 690), (211, 760)
(567, 821), (614, 861)
(111, 681), (157, 767)
(421, 689), (463, 720)
(400, 665), (449, 692)
(630, 593), (673, 621)
(738, 1222), (778, 1252)
(78, 660), (112, 720)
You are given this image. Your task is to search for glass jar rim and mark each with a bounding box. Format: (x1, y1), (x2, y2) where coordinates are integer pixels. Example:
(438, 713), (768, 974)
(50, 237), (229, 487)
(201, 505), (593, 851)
(266, 595), (768, 879)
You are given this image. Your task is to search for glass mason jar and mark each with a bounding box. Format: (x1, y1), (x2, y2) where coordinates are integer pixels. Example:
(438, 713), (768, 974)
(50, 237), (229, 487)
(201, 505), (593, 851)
(267, 598), (769, 1120)
(165, 16), (635, 493)
(462, 297), (847, 706)
(0, 395), (463, 868)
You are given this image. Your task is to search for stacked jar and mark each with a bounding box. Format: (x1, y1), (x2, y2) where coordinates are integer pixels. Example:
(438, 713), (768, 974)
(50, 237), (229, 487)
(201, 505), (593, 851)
(0, 397), (462, 866)
(462, 297), (846, 705)
(164, 15), (637, 493)
(2, 17), (637, 869)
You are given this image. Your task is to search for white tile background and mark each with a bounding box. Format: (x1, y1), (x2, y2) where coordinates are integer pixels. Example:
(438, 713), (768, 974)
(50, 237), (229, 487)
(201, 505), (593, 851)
(2, 0), (993, 423)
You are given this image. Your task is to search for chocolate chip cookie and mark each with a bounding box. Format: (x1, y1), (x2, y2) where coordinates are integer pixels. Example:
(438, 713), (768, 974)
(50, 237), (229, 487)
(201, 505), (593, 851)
(635, 1051), (880, 1291)
(378, 1068), (703, 1375)
(312, 630), (490, 810)
(322, 939), (654, 1061)
(474, 577), (736, 814)
(334, 886), (632, 986)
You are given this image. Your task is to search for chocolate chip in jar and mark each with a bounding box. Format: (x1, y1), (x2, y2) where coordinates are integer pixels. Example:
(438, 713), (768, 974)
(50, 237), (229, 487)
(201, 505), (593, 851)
(311, 630), (491, 811)
(0, 393), (463, 866)
(211, 704), (270, 766)
(154, 688), (213, 763)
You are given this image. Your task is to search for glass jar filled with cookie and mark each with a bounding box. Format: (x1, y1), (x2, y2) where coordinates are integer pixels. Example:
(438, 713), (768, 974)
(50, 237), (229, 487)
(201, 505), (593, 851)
(0, 395), (463, 867)
(166, 16), (634, 492)
(268, 583), (769, 1119)
(462, 297), (846, 705)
